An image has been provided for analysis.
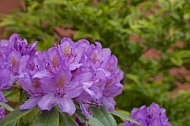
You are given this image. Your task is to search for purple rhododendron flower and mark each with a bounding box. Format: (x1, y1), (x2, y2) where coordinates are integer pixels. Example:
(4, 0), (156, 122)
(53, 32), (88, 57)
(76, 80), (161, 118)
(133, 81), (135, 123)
(0, 34), (37, 90)
(0, 107), (5, 120)
(0, 33), (37, 56)
(57, 38), (83, 70)
(123, 103), (171, 126)
(0, 34), (124, 116)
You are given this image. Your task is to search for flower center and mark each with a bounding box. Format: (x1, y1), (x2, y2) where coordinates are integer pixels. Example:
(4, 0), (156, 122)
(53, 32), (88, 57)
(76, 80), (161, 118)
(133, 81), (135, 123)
(52, 55), (59, 68)
(11, 56), (19, 67)
(32, 78), (41, 88)
(63, 46), (71, 56)
(55, 76), (66, 88)
(91, 53), (98, 63)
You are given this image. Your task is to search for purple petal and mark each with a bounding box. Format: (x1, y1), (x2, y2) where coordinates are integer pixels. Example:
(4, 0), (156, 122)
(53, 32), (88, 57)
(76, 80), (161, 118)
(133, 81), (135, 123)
(83, 82), (95, 97)
(80, 103), (91, 119)
(33, 70), (51, 78)
(56, 97), (76, 115)
(38, 92), (56, 111)
(0, 69), (11, 89)
(103, 82), (123, 97)
(65, 82), (83, 98)
(102, 97), (115, 111)
(58, 37), (74, 57)
(18, 55), (30, 74)
(47, 47), (62, 69)
(76, 39), (90, 52)
(19, 97), (41, 110)
(0, 39), (9, 47)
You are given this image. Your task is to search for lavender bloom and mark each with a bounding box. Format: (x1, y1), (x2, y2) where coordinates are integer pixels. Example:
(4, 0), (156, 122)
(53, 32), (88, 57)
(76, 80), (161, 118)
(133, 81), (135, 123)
(44, 47), (65, 73)
(0, 33), (37, 56)
(0, 34), (37, 90)
(16, 36), (124, 117)
(0, 107), (5, 120)
(57, 38), (83, 70)
(123, 103), (171, 126)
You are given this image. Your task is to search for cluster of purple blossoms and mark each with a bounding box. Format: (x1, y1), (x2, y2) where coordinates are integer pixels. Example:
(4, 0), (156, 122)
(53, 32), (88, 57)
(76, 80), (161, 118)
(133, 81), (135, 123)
(0, 34), (123, 118)
(0, 34), (37, 119)
(123, 103), (171, 126)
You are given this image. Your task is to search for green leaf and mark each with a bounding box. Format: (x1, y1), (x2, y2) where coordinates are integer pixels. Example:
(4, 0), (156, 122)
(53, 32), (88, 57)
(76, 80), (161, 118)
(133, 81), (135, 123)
(22, 107), (39, 124)
(171, 56), (182, 66)
(177, 50), (190, 58)
(32, 107), (59, 126)
(0, 108), (34, 126)
(59, 112), (76, 126)
(0, 18), (16, 27)
(90, 106), (117, 126)
(88, 116), (104, 126)
(111, 110), (141, 125)
(127, 74), (140, 84)
(73, 31), (86, 40)
(4, 88), (20, 102)
(6, 121), (16, 126)
(0, 102), (14, 112)
(158, 0), (169, 11)
(44, 0), (67, 5)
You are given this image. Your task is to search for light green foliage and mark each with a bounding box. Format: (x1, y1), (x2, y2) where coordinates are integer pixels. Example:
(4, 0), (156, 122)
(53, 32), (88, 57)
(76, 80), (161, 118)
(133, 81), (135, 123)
(167, 91), (190, 126)
(1, 0), (190, 125)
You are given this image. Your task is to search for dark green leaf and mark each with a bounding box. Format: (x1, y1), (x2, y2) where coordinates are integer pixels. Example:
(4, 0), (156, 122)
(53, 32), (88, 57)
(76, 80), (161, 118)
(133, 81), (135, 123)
(32, 107), (59, 126)
(0, 108), (34, 126)
(59, 112), (76, 126)
(22, 107), (39, 124)
(6, 121), (16, 126)
(88, 116), (104, 126)
(111, 110), (141, 125)
(90, 106), (117, 126)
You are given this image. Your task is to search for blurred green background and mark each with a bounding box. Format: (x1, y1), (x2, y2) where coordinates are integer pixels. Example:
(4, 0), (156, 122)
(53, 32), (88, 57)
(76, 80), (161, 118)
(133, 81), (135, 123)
(0, 0), (190, 125)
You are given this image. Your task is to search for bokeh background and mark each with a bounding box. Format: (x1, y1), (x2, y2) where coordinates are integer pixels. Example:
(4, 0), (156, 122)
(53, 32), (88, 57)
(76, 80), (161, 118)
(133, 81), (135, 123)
(0, 0), (190, 125)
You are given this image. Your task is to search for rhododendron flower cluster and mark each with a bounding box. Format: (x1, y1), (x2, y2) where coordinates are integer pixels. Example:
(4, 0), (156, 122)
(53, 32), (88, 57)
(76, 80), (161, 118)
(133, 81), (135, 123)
(0, 34), (123, 118)
(123, 103), (171, 126)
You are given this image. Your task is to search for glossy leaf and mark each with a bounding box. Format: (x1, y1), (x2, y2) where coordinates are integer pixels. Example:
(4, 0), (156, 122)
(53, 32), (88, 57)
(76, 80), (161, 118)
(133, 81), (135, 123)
(59, 112), (76, 126)
(32, 107), (59, 126)
(0, 108), (34, 126)
(88, 116), (104, 126)
(22, 107), (39, 124)
(111, 110), (141, 125)
(90, 106), (117, 126)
